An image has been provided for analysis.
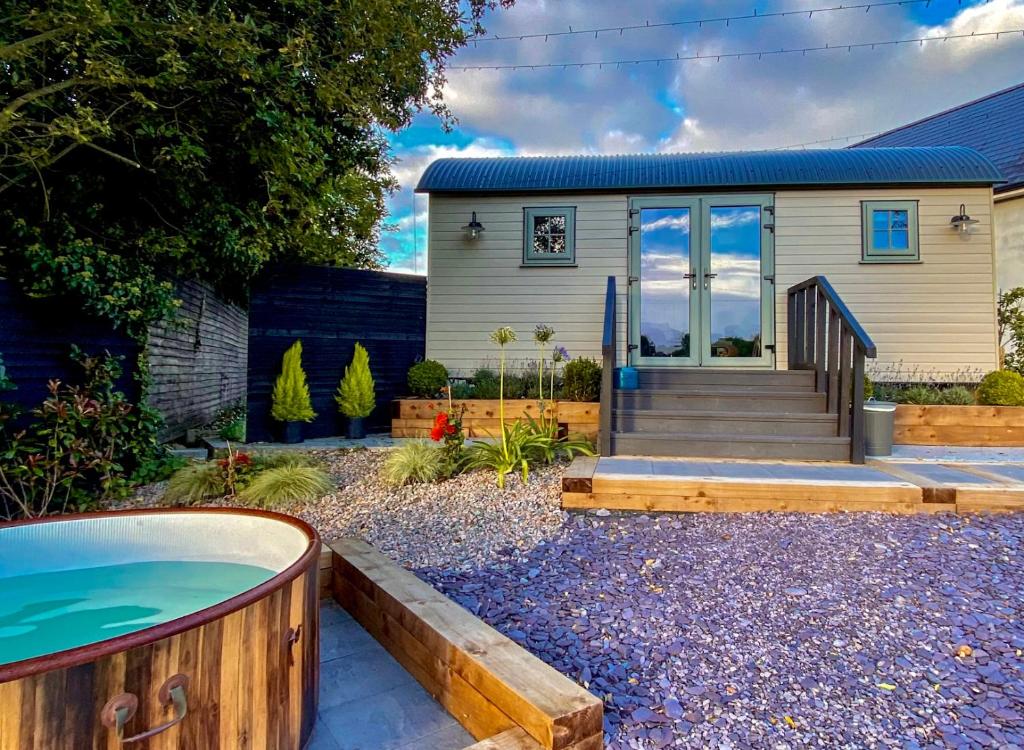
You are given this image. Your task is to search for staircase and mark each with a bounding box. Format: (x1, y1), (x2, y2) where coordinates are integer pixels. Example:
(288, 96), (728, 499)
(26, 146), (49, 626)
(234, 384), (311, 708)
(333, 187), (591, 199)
(611, 368), (850, 461)
(598, 275), (877, 464)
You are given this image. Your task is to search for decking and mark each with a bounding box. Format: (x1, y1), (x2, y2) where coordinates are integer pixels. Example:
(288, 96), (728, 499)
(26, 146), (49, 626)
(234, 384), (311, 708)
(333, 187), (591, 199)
(562, 455), (1024, 514)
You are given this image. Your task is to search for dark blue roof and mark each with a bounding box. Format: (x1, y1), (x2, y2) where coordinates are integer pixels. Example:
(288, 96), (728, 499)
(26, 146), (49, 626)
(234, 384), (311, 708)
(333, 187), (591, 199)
(416, 147), (1002, 194)
(853, 83), (1024, 193)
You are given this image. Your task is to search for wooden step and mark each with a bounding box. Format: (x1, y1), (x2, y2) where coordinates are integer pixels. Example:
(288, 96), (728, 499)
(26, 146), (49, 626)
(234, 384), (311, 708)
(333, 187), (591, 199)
(611, 432), (851, 461)
(635, 368), (816, 390)
(613, 409), (839, 437)
(614, 389), (828, 414)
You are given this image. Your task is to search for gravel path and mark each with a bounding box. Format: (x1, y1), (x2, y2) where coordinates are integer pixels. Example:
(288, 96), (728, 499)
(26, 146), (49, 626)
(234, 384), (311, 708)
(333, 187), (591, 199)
(418, 512), (1024, 749)
(296, 449), (568, 571)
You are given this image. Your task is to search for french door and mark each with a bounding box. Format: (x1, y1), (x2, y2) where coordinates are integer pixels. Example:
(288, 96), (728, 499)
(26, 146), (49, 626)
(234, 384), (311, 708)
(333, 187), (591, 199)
(628, 194), (775, 368)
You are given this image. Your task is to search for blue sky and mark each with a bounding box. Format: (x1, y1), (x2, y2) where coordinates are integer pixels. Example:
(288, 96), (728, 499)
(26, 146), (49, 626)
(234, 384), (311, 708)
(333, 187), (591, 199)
(379, 0), (1024, 273)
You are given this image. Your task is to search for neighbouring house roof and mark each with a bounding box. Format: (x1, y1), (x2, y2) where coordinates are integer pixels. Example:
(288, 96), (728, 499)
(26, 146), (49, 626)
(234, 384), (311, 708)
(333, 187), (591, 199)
(852, 82), (1024, 194)
(415, 147), (1003, 194)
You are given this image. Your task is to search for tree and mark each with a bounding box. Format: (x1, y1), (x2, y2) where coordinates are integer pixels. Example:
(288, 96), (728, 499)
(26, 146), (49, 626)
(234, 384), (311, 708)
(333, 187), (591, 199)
(0, 0), (512, 336)
(998, 287), (1024, 374)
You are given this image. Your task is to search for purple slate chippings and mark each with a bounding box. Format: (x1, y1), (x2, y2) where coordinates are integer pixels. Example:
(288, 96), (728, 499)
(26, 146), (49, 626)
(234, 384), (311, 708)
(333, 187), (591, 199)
(416, 512), (1024, 749)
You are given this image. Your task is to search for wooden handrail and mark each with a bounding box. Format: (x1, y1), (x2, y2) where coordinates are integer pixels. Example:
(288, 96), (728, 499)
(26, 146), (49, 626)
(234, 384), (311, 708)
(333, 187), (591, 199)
(787, 276), (877, 463)
(599, 276), (616, 457)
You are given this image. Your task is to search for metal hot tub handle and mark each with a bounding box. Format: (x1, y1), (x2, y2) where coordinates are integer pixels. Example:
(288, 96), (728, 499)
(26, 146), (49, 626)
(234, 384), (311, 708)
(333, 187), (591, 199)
(101, 673), (190, 744)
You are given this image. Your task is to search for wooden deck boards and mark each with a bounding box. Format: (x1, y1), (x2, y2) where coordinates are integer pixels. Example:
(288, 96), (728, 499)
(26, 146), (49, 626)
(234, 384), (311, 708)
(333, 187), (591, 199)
(562, 456), (1024, 514)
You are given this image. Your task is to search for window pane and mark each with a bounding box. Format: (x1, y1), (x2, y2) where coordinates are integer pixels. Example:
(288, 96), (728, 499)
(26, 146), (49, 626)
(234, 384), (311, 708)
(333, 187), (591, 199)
(872, 230), (890, 250)
(548, 215), (566, 232)
(639, 207), (691, 358)
(872, 210), (889, 230)
(532, 234), (550, 254)
(533, 216), (553, 234)
(891, 230), (909, 250)
(708, 206), (762, 358)
(890, 210), (908, 230)
(549, 235), (566, 254)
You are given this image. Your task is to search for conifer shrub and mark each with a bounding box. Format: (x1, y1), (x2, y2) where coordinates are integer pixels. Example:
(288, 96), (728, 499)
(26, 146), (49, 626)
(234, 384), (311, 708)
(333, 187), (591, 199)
(271, 340), (316, 422)
(562, 357), (602, 402)
(336, 343), (376, 418)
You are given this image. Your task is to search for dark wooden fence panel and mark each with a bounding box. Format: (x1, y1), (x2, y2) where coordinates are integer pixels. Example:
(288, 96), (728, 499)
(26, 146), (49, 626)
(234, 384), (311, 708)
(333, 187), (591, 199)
(147, 280), (248, 442)
(0, 278), (140, 413)
(247, 266), (426, 442)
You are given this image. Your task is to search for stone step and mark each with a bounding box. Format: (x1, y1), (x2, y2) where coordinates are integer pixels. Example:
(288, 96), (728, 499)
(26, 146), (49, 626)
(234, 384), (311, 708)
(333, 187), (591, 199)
(613, 410), (838, 437)
(635, 368), (816, 390)
(611, 432), (851, 461)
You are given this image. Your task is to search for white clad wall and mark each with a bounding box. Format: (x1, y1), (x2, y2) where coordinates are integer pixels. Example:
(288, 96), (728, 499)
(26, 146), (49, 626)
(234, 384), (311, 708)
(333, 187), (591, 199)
(426, 194), (629, 374)
(774, 187), (998, 381)
(426, 187), (999, 381)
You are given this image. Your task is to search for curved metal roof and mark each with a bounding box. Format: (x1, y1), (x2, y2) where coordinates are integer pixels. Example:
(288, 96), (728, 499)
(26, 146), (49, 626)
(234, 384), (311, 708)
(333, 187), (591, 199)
(415, 147), (1003, 194)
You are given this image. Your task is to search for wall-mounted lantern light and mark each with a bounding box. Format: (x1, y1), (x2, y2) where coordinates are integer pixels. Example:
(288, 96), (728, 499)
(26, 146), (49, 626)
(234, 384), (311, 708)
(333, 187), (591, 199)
(950, 203), (979, 234)
(462, 211), (485, 240)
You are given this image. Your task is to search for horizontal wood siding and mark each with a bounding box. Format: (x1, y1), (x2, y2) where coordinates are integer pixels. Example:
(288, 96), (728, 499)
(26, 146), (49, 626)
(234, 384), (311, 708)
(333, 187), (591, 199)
(774, 187), (998, 381)
(247, 266), (426, 442)
(147, 280), (248, 442)
(427, 195), (628, 374)
(426, 188), (998, 381)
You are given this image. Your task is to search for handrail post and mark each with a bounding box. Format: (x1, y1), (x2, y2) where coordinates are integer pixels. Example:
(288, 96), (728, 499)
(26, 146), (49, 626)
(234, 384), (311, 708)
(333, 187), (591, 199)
(851, 346), (866, 464)
(599, 276), (616, 457)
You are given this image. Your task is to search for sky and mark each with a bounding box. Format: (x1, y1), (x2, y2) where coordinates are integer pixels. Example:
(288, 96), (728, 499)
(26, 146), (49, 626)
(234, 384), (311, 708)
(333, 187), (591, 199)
(379, 0), (1024, 273)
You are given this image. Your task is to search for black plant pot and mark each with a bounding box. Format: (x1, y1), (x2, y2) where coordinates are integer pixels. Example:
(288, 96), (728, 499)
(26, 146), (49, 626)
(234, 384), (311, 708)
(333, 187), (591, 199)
(279, 420), (304, 444)
(346, 417), (366, 440)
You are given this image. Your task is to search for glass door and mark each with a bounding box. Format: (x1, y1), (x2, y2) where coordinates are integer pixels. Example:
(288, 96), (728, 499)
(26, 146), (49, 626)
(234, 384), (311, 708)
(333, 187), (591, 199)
(629, 194), (774, 368)
(698, 196), (775, 368)
(628, 198), (700, 367)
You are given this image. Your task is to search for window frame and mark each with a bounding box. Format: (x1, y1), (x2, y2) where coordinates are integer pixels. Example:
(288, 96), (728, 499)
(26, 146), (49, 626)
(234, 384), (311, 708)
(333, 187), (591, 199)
(522, 206), (577, 267)
(860, 200), (920, 263)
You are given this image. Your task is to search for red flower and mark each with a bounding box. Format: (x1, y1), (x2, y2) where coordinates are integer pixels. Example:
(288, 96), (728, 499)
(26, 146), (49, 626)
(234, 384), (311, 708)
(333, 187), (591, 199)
(445, 423), (456, 436)
(429, 425), (444, 441)
(434, 412), (449, 426)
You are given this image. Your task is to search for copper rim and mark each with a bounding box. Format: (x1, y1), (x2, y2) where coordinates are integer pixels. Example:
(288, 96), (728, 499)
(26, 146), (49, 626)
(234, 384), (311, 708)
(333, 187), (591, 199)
(0, 508), (321, 683)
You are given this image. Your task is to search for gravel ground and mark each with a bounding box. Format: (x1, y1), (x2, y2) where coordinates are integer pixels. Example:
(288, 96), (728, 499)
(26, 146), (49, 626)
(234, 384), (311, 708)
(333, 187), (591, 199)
(418, 512), (1024, 749)
(295, 449), (569, 571)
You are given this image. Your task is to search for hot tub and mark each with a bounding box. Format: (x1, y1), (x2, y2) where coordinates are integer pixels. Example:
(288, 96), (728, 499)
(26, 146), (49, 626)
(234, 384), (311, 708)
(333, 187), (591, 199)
(0, 509), (320, 749)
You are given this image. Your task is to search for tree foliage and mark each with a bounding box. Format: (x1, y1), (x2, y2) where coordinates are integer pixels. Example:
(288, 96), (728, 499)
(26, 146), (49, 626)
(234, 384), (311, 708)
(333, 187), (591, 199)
(998, 287), (1024, 374)
(0, 0), (511, 335)
(336, 342), (375, 418)
(271, 339), (315, 422)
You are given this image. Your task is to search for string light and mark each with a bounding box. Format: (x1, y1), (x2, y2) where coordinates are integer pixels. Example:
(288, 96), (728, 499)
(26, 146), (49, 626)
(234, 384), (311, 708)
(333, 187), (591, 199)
(450, 28), (1024, 72)
(468, 0), (956, 44)
(773, 131), (883, 149)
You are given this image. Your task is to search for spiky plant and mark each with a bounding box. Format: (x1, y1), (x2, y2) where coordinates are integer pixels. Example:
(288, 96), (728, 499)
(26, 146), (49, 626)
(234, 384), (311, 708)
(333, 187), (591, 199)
(336, 342), (376, 418)
(271, 340), (316, 423)
(237, 465), (333, 508)
(381, 441), (444, 486)
(163, 463), (226, 505)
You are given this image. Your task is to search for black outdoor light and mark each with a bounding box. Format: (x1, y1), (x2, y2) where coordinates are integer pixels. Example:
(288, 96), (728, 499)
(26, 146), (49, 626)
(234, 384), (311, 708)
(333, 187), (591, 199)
(462, 211), (485, 240)
(950, 203), (979, 234)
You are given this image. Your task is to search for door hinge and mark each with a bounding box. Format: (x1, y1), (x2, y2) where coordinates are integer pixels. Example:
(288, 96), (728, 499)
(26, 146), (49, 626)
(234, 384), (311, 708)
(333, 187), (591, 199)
(628, 275), (639, 285)
(765, 205), (775, 215)
(627, 344), (639, 351)
(763, 223), (775, 233)
(765, 344), (776, 352)
(764, 275), (775, 284)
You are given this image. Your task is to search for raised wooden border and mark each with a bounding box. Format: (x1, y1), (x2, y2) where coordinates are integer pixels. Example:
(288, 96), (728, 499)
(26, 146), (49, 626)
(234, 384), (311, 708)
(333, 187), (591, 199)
(330, 539), (603, 750)
(392, 399), (599, 441)
(895, 405), (1024, 446)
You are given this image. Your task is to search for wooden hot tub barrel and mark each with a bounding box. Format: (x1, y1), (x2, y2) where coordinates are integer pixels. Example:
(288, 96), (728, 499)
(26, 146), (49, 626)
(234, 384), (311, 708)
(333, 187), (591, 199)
(0, 509), (320, 750)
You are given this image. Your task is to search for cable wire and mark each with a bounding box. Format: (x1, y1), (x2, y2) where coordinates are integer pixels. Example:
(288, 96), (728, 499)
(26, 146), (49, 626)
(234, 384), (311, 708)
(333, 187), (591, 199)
(450, 28), (1024, 71)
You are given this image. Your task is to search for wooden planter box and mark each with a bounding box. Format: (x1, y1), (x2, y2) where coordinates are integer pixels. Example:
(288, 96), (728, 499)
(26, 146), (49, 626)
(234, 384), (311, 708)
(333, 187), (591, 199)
(895, 405), (1024, 446)
(392, 399), (599, 441)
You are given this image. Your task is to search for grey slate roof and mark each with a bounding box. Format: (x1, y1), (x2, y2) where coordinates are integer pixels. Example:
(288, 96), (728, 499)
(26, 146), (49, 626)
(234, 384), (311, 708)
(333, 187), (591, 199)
(415, 147), (1002, 194)
(853, 82), (1024, 193)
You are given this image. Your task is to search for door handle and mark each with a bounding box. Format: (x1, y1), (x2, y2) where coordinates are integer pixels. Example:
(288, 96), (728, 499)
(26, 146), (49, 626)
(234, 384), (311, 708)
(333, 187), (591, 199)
(683, 271), (697, 290)
(703, 272), (718, 289)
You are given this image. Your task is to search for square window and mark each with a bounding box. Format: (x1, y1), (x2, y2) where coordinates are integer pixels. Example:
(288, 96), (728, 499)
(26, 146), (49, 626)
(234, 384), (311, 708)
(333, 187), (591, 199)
(862, 201), (919, 262)
(523, 207), (576, 266)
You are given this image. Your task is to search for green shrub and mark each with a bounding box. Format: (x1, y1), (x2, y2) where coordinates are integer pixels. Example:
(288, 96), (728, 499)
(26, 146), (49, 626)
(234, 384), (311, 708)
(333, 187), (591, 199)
(381, 441), (444, 486)
(407, 360), (448, 398)
(254, 451), (317, 470)
(502, 373), (530, 399)
(218, 417), (246, 442)
(470, 368), (501, 399)
(562, 358), (602, 402)
(940, 386), (976, 405)
(863, 375), (874, 401)
(164, 463), (225, 505)
(131, 453), (188, 485)
(238, 465), (333, 508)
(336, 342), (376, 418)
(271, 340), (316, 422)
(450, 382), (474, 399)
(976, 370), (1024, 406)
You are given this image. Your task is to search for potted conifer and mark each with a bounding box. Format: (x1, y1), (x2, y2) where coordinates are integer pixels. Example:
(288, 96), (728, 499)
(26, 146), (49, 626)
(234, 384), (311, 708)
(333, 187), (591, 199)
(336, 342), (375, 439)
(271, 339), (316, 443)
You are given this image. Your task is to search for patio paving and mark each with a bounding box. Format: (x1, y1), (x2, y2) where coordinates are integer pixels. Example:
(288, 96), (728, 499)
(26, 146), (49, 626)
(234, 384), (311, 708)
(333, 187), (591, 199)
(419, 511), (1024, 749)
(309, 599), (473, 750)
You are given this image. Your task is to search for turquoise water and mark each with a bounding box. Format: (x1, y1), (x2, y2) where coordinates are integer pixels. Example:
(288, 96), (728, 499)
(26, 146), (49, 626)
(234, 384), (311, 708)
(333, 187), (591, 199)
(0, 561), (275, 665)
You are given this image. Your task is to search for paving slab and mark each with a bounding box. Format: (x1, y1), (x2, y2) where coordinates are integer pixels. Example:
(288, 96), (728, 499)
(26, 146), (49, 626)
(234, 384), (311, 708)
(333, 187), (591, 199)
(888, 445), (1024, 463)
(598, 456), (910, 485)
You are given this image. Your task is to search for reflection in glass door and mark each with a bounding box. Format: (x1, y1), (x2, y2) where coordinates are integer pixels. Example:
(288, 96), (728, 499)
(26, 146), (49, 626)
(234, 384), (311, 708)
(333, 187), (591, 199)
(632, 201), (699, 366)
(703, 203), (767, 363)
